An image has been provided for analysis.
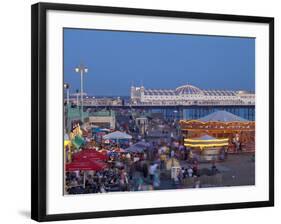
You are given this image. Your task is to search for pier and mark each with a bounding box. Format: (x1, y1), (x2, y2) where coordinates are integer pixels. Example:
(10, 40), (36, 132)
(83, 104), (255, 121)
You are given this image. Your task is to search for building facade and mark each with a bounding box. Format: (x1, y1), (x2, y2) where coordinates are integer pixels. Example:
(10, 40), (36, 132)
(68, 95), (123, 107)
(130, 84), (255, 106)
(85, 110), (116, 129)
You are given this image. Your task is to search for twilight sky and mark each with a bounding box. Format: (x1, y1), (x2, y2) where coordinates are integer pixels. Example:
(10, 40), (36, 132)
(63, 28), (255, 96)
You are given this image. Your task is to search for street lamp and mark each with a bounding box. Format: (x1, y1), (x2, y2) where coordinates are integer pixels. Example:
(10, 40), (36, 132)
(75, 65), (88, 122)
(64, 83), (70, 105)
(173, 110), (178, 120)
(64, 83), (70, 133)
(75, 89), (79, 106)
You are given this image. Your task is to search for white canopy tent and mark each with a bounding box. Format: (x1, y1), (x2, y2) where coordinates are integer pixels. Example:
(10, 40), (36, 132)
(103, 131), (132, 143)
(125, 141), (149, 153)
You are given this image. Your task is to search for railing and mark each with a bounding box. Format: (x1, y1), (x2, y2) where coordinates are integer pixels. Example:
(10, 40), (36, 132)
(66, 99), (255, 107)
(131, 100), (255, 106)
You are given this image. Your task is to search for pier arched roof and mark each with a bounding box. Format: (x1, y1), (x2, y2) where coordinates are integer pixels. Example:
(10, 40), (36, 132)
(175, 84), (202, 95)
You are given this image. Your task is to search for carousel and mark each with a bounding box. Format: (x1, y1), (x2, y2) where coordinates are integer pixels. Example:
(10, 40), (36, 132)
(180, 110), (255, 153)
(184, 134), (229, 162)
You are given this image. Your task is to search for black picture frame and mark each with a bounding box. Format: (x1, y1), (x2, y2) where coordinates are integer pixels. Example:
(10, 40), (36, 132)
(31, 2), (274, 222)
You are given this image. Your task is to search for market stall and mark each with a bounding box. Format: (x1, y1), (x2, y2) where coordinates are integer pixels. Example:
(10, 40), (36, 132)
(65, 160), (107, 188)
(103, 131), (132, 145)
(72, 148), (107, 161)
(125, 141), (149, 153)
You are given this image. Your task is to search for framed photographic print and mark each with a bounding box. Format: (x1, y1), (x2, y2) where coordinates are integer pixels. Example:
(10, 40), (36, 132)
(31, 2), (274, 222)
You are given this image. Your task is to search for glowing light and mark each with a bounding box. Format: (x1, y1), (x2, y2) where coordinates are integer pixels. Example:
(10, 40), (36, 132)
(184, 138), (229, 142)
(184, 143), (229, 148)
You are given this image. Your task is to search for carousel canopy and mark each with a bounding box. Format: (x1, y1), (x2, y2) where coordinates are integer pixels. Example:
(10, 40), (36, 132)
(103, 131), (132, 140)
(199, 110), (247, 122)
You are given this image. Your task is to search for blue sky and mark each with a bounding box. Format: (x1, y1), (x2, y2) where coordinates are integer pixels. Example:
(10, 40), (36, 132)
(64, 28), (255, 96)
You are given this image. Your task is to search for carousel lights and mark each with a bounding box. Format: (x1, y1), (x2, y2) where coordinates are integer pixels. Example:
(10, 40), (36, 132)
(179, 119), (254, 125)
(184, 143), (229, 148)
(184, 138), (229, 142)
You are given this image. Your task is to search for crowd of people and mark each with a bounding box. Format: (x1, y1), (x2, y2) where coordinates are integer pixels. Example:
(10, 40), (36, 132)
(65, 109), (224, 194)
(65, 137), (223, 194)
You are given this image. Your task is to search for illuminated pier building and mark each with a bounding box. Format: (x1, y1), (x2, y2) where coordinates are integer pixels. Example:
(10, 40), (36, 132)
(130, 84), (255, 106)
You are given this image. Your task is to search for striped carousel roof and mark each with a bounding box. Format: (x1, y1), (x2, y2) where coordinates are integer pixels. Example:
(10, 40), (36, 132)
(198, 110), (248, 122)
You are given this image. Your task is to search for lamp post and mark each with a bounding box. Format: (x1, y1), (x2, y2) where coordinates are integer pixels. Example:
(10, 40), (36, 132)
(64, 83), (70, 105)
(75, 89), (79, 106)
(64, 83), (70, 133)
(75, 65), (88, 122)
(173, 110), (178, 121)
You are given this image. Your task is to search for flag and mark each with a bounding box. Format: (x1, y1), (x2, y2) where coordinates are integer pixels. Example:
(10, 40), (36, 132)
(72, 135), (84, 149)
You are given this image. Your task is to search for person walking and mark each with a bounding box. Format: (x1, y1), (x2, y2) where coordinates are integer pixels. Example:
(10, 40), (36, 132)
(187, 166), (193, 178)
